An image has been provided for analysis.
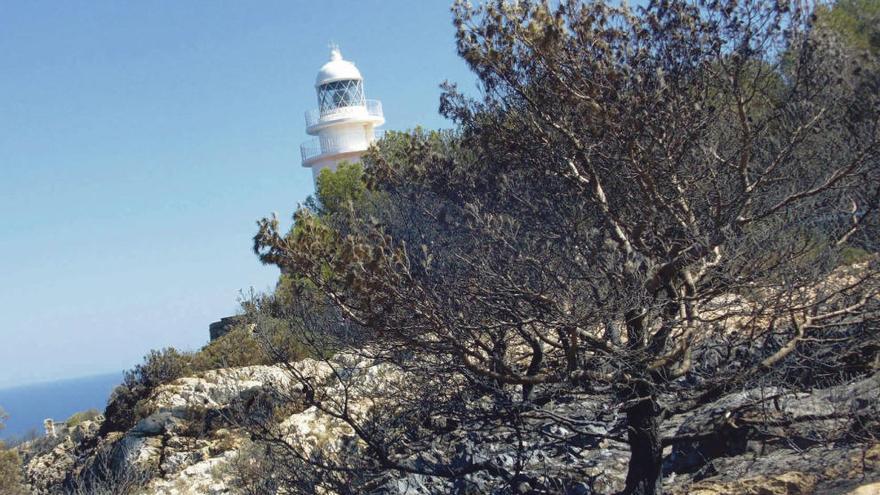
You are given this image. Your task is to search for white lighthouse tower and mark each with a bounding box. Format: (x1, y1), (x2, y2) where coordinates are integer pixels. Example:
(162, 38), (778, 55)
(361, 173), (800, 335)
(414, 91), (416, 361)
(300, 47), (384, 182)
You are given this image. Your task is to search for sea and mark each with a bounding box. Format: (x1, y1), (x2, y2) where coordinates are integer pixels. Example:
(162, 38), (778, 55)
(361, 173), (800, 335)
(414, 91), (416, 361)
(0, 372), (122, 442)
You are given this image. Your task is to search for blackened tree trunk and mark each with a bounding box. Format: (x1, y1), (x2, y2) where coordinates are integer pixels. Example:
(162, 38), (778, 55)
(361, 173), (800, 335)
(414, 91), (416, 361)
(621, 391), (663, 495)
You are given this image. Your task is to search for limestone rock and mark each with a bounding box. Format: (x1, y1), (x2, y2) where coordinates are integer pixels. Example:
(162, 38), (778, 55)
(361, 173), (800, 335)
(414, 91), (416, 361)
(681, 471), (817, 495)
(24, 438), (75, 494)
(666, 373), (880, 474)
(848, 482), (880, 495)
(18, 348), (880, 495)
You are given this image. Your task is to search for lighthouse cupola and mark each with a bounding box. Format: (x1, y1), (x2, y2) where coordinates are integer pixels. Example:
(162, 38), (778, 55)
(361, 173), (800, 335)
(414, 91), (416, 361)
(300, 47), (384, 182)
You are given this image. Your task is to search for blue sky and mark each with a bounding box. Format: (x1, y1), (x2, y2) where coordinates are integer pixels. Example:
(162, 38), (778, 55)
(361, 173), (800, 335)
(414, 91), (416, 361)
(0, 0), (475, 388)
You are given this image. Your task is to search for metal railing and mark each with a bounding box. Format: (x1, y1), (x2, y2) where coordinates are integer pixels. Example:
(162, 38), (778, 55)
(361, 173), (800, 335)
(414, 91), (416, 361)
(305, 99), (383, 128)
(300, 131), (386, 163)
(300, 139), (322, 162)
(300, 135), (361, 162)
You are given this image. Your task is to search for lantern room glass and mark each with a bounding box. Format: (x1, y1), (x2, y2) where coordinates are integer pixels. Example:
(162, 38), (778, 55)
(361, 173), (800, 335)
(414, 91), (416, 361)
(317, 79), (365, 115)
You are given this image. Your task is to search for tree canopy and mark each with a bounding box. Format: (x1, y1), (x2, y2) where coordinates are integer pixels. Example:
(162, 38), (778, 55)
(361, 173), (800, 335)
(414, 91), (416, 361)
(253, 1), (880, 493)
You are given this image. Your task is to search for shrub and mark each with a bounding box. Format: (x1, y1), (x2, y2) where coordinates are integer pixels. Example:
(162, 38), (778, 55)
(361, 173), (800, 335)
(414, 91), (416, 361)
(223, 441), (282, 495)
(192, 308), (316, 372)
(841, 245), (873, 265)
(66, 409), (101, 429)
(191, 325), (268, 371)
(103, 348), (194, 433)
(0, 411), (27, 495)
(124, 348), (193, 391)
(314, 162), (367, 216)
(0, 445), (28, 495)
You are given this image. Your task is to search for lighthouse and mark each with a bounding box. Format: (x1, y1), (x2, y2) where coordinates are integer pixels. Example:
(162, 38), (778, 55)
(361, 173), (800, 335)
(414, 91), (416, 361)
(300, 47), (385, 182)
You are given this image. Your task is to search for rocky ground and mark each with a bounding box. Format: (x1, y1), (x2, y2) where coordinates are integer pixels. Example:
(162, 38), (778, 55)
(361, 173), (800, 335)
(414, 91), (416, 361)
(16, 352), (880, 494)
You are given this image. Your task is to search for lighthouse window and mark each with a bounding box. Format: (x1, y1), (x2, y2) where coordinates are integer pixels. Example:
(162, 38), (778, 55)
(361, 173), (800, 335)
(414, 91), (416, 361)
(318, 79), (365, 114)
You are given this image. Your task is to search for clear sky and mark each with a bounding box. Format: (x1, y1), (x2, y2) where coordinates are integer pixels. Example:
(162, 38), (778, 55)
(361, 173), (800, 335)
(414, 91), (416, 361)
(0, 0), (475, 388)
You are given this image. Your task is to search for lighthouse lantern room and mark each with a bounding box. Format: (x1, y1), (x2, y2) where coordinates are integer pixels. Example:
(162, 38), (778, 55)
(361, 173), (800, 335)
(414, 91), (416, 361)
(300, 47), (385, 182)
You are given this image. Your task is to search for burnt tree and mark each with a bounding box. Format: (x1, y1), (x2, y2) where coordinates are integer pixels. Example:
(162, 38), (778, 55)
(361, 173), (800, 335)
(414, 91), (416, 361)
(253, 1), (880, 493)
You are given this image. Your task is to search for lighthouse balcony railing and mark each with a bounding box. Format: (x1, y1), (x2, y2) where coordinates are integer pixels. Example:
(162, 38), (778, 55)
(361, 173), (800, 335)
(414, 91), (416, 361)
(300, 131), (385, 163)
(305, 99), (383, 128)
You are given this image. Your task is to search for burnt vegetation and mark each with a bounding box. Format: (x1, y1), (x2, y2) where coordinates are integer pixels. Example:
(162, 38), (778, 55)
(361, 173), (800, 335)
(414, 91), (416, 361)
(247, 0), (880, 493)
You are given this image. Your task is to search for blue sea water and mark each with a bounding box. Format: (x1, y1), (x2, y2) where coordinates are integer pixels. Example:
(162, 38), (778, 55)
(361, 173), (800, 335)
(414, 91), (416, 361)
(0, 372), (121, 441)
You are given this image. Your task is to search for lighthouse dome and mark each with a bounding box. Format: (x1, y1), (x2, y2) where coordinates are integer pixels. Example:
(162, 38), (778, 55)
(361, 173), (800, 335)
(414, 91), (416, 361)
(315, 48), (362, 86)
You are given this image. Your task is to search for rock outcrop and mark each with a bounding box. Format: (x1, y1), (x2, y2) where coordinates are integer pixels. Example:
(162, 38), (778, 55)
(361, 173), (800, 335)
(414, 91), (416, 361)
(19, 352), (880, 494)
(665, 372), (880, 476)
(24, 438), (76, 494)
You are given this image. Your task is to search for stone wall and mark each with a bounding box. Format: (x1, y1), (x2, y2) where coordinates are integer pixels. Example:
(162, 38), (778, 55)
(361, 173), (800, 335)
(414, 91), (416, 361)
(208, 316), (240, 341)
